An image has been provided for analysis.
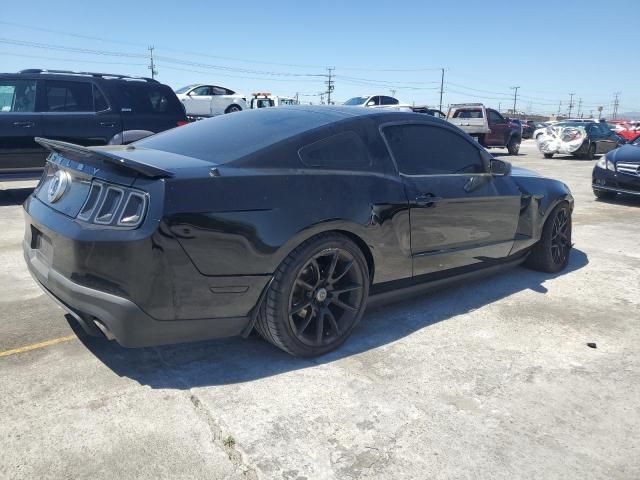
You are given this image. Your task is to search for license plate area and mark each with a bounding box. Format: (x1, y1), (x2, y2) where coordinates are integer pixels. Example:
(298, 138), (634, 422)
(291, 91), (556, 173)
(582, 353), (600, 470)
(30, 225), (53, 266)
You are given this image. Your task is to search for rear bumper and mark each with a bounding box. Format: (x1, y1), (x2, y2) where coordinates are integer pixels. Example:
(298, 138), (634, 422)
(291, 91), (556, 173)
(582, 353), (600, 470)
(24, 243), (253, 347)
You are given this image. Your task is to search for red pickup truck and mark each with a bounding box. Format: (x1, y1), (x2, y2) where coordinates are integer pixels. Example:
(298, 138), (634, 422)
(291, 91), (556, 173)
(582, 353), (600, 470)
(446, 103), (523, 155)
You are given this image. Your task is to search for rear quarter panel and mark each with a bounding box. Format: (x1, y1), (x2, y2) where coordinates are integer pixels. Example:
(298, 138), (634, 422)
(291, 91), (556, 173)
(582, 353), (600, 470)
(164, 169), (412, 284)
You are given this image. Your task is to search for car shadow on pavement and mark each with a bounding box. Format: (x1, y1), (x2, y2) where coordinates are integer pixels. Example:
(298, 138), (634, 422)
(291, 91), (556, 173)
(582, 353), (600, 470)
(0, 187), (34, 207)
(74, 249), (589, 389)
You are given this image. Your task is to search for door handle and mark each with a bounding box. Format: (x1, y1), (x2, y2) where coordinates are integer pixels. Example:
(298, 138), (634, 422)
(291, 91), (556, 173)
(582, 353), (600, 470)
(415, 193), (443, 207)
(99, 121), (116, 127)
(13, 121), (34, 128)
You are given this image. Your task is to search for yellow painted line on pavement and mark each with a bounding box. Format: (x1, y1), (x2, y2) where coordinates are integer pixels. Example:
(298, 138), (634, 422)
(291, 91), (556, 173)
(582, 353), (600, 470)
(0, 335), (76, 358)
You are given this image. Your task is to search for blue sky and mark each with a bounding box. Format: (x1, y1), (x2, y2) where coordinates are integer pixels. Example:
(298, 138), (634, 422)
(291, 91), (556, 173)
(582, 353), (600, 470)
(1, 0), (637, 117)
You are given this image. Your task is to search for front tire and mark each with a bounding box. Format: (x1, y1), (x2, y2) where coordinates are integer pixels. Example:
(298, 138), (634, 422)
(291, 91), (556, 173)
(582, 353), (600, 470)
(525, 202), (572, 273)
(544, 153), (554, 159)
(255, 233), (370, 357)
(584, 143), (596, 160)
(225, 105), (242, 113)
(507, 136), (520, 155)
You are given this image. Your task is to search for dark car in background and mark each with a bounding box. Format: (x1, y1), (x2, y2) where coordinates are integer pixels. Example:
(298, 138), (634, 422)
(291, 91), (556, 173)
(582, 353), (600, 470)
(541, 121), (625, 159)
(593, 136), (640, 199)
(0, 69), (188, 174)
(522, 120), (536, 139)
(23, 106), (573, 357)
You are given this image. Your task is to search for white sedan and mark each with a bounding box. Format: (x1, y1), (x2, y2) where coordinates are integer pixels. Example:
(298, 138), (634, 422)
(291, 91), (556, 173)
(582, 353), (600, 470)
(343, 95), (412, 111)
(175, 84), (247, 117)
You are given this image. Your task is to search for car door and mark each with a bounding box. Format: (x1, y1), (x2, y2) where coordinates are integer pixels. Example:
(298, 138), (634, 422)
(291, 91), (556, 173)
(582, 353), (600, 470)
(181, 85), (213, 116)
(485, 109), (509, 145)
(596, 123), (620, 153)
(0, 77), (45, 171)
(367, 96), (382, 107)
(41, 80), (122, 147)
(382, 122), (521, 277)
(209, 86), (233, 114)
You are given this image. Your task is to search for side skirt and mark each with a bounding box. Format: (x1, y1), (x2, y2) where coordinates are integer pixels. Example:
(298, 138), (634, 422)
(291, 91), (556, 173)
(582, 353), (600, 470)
(367, 253), (528, 310)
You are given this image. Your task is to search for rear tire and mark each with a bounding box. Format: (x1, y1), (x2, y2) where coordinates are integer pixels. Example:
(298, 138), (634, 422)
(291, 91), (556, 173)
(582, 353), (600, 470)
(544, 153), (554, 159)
(225, 105), (242, 113)
(255, 233), (370, 357)
(593, 188), (616, 200)
(525, 202), (572, 273)
(507, 137), (520, 155)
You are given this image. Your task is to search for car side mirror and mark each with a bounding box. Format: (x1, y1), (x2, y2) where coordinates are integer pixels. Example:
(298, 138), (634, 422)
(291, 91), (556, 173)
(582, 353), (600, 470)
(490, 159), (511, 176)
(366, 101), (375, 106)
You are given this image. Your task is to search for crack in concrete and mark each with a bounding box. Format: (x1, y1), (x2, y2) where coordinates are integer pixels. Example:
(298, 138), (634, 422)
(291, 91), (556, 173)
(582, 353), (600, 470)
(149, 347), (260, 479)
(188, 393), (260, 480)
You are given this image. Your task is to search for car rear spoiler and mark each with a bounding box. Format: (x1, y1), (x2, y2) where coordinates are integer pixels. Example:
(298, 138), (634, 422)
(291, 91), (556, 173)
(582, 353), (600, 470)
(35, 137), (174, 179)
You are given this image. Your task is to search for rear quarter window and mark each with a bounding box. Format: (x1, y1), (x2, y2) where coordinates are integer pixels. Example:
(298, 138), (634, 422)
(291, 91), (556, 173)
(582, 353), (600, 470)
(298, 131), (371, 169)
(453, 109), (483, 119)
(117, 83), (183, 114)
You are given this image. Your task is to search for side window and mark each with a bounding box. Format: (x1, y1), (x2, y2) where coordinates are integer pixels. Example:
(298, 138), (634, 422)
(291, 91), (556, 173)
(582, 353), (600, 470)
(299, 131), (371, 169)
(0, 79), (37, 112)
(368, 96), (381, 106)
(118, 85), (177, 114)
(487, 110), (504, 123)
(453, 109), (483, 119)
(383, 124), (485, 175)
(191, 86), (211, 96)
(92, 85), (109, 111)
(211, 86), (228, 95)
(44, 81), (93, 112)
(381, 96), (399, 106)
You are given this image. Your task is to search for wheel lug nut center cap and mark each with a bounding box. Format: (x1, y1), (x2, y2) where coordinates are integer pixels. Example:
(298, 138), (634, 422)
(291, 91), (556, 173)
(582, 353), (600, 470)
(315, 288), (328, 302)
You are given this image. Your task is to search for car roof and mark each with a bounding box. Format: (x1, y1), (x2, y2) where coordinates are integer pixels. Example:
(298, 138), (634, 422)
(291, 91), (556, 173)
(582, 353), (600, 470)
(0, 70), (161, 86)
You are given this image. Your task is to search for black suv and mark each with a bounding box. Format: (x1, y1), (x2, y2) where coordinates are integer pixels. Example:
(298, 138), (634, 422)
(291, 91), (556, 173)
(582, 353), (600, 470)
(0, 69), (188, 173)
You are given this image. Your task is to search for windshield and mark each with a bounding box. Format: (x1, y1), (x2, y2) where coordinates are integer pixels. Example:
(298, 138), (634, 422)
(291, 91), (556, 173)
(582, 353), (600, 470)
(344, 96), (368, 106)
(174, 84), (198, 94)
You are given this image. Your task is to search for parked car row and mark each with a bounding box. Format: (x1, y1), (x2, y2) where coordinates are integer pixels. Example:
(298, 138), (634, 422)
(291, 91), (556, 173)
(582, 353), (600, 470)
(536, 121), (625, 159)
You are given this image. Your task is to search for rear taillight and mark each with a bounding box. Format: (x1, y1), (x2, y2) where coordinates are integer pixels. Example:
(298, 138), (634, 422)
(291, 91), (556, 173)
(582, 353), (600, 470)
(76, 180), (147, 229)
(177, 120), (189, 126)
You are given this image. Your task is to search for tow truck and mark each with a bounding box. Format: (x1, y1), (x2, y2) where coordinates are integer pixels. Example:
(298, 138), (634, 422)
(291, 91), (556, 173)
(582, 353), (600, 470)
(249, 93), (298, 109)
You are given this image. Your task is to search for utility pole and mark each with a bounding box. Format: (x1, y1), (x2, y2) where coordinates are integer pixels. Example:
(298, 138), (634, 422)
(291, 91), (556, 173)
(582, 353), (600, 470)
(510, 86), (519, 117)
(612, 92), (621, 119)
(390, 89), (396, 98)
(577, 98), (583, 118)
(295, 92), (299, 105)
(325, 67), (335, 105)
(148, 46), (157, 79)
(498, 102), (501, 113)
(568, 93), (575, 118)
(319, 92), (325, 105)
(557, 101), (562, 118)
(438, 68), (445, 113)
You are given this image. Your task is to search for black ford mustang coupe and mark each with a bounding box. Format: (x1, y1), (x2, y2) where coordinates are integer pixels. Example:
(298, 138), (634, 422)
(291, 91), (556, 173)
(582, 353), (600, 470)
(23, 107), (573, 357)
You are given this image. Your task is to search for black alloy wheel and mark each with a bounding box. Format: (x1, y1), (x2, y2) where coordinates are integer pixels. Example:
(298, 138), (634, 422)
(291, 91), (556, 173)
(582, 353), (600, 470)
(525, 202), (572, 273)
(256, 233), (369, 357)
(288, 248), (365, 348)
(549, 208), (571, 265)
